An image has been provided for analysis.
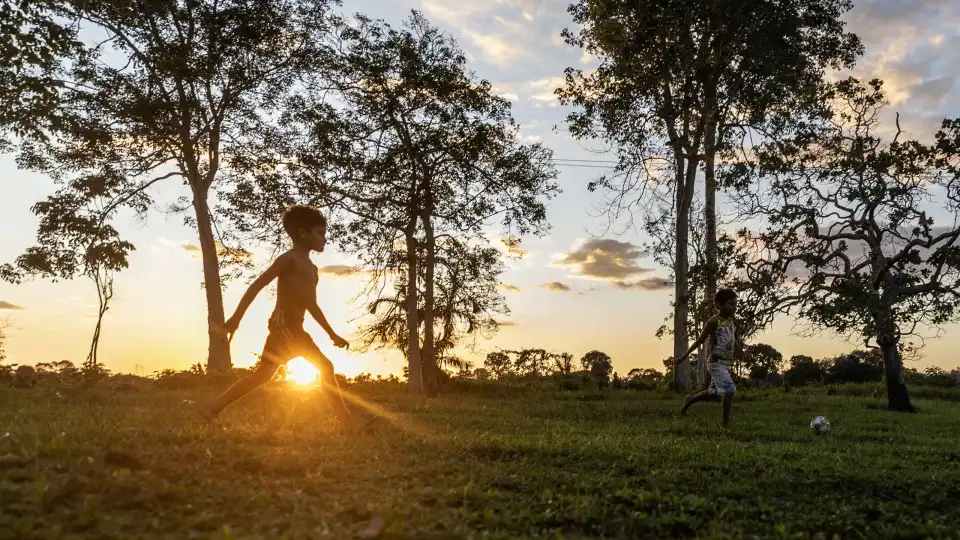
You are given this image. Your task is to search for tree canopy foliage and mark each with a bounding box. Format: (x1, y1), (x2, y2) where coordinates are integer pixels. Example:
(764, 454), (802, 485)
(730, 78), (960, 411)
(3, 0), (339, 372)
(223, 11), (558, 394)
(557, 0), (862, 391)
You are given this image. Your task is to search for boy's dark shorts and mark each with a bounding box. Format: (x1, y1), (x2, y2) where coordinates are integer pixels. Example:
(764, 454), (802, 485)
(260, 317), (333, 373)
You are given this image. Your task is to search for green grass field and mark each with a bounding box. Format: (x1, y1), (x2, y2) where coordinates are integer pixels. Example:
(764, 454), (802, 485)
(2, 382), (960, 539)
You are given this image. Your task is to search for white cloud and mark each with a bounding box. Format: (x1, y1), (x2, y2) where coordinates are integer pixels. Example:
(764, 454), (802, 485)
(838, 0), (960, 138)
(523, 76), (565, 106)
(156, 237), (181, 249)
(460, 29), (526, 67)
(419, 0), (483, 26)
(415, 0), (575, 73)
(490, 77), (567, 107)
(492, 82), (520, 101)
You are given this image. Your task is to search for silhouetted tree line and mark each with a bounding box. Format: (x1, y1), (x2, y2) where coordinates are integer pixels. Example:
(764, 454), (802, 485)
(422, 344), (960, 393)
(5, 343), (960, 396)
(472, 348), (612, 384)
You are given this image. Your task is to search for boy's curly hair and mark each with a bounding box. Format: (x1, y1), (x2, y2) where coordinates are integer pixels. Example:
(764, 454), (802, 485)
(282, 205), (327, 240)
(715, 288), (737, 305)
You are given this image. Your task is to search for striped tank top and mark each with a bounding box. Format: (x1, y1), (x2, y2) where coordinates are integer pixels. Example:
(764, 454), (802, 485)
(710, 317), (736, 365)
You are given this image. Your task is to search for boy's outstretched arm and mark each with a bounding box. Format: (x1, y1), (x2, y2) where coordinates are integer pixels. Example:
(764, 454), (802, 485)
(221, 255), (292, 334)
(674, 317), (718, 365)
(307, 301), (349, 349)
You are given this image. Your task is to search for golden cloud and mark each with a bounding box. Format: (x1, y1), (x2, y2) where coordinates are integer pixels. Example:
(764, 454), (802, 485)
(541, 281), (571, 292)
(555, 238), (653, 280)
(613, 278), (673, 291)
(317, 265), (363, 277)
(316, 265), (392, 278)
(176, 241), (253, 264)
(501, 236), (528, 257)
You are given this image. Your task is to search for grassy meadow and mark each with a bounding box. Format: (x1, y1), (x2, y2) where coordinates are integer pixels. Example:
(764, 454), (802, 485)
(2, 378), (960, 539)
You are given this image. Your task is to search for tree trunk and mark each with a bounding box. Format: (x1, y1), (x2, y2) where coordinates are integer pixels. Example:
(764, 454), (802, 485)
(420, 212), (439, 397)
(673, 154), (697, 392)
(85, 269), (112, 371)
(697, 123), (718, 390)
(87, 315), (102, 369)
(404, 229), (424, 394)
(193, 192), (231, 373)
(878, 331), (914, 412)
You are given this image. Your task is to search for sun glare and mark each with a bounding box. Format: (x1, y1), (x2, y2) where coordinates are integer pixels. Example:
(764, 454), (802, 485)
(285, 357), (320, 386)
(280, 347), (371, 387)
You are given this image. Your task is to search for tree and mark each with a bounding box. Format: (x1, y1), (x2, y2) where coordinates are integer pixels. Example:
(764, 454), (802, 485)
(0, 1), (81, 142)
(225, 11), (558, 394)
(648, 196), (787, 385)
(557, 0), (861, 391)
(480, 348), (577, 378)
(484, 351), (513, 380)
(823, 350), (883, 384)
(1, 176), (133, 373)
(649, 200), (775, 340)
(350, 240), (509, 388)
(580, 350), (613, 385)
(627, 368), (661, 380)
(625, 367), (664, 389)
(783, 355), (823, 387)
(83, 258), (115, 373)
(6, 0), (336, 372)
(732, 78), (960, 412)
(440, 356), (473, 378)
(1, 3), (104, 370)
(512, 348), (553, 378)
(552, 352), (575, 374)
(743, 343), (784, 380)
(427, 241), (508, 383)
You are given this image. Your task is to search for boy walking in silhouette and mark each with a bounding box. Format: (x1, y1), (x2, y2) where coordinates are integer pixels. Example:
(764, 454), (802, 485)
(198, 205), (363, 429)
(675, 288), (750, 427)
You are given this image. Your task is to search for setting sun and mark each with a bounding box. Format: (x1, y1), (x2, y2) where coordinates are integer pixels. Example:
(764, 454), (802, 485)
(285, 357), (320, 386)
(282, 347), (364, 386)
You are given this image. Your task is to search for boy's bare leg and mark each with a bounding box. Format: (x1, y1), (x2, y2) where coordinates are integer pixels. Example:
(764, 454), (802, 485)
(320, 369), (352, 421)
(303, 350), (362, 427)
(700, 372), (712, 392)
(321, 373), (376, 433)
(200, 361), (279, 420)
(721, 394), (733, 427)
(680, 389), (712, 416)
(702, 371), (720, 401)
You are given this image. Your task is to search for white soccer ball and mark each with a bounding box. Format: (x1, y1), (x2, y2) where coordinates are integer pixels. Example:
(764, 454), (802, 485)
(810, 415), (830, 435)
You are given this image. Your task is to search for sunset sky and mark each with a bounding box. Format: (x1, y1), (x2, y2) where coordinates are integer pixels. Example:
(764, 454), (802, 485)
(2, 0), (960, 378)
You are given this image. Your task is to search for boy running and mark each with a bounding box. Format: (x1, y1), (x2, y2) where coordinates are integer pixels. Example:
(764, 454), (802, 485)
(675, 288), (749, 427)
(198, 205), (362, 429)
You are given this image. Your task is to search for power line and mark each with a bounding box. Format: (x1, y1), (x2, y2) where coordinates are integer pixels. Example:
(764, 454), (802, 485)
(553, 158), (619, 164)
(554, 163), (617, 169)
